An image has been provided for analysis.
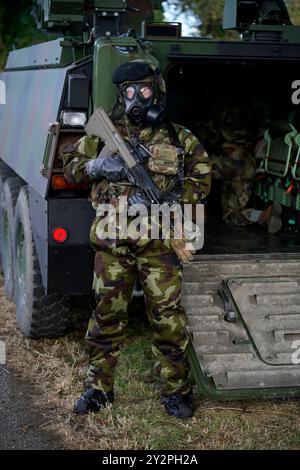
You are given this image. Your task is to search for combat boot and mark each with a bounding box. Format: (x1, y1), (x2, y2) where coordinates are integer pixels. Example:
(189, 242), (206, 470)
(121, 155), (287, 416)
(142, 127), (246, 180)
(259, 203), (282, 234)
(73, 388), (114, 415)
(267, 203), (282, 234)
(160, 391), (194, 419)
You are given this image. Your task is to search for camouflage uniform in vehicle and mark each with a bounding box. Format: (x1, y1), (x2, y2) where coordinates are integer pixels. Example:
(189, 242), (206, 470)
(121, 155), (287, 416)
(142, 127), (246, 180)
(197, 104), (257, 226)
(63, 108), (211, 400)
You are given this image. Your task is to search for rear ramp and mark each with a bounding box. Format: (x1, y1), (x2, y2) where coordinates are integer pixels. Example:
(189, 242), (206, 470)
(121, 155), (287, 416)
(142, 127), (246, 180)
(182, 256), (300, 399)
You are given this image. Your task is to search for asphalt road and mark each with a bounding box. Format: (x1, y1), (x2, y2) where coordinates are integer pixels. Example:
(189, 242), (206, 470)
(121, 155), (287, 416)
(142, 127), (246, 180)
(0, 364), (64, 450)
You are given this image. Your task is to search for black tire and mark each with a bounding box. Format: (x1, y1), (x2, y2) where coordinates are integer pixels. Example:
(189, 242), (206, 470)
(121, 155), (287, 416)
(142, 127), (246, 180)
(0, 161), (14, 188)
(0, 161), (15, 271)
(0, 177), (24, 299)
(13, 186), (70, 338)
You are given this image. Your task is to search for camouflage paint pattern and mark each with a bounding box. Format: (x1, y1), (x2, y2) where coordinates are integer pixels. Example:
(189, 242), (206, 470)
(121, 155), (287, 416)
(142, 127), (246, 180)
(63, 116), (212, 219)
(63, 112), (211, 394)
(210, 148), (257, 226)
(0, 67), (69, 197)
(1, 16), (300, 200)
(196, 104), (257, 226)
(0, 35), (164, 200)
(6, 38), (75, 70)
(86, 240), (190, 395)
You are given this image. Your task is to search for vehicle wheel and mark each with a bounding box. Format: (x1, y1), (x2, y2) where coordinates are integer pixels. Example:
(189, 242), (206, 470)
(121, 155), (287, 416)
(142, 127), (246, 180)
(0, 177), (24, 299)
(13, 186), (70, 338)
(0, 161), (15, 271)
(0, 161), (14, 189)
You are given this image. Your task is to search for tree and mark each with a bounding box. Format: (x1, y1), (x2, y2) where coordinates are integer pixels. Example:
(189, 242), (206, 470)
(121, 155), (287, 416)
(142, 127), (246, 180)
(164, 0), (300, 39)
(180, 0), (226, 38)
(0, 0), (46, 70)
(286, 0), (300, 24)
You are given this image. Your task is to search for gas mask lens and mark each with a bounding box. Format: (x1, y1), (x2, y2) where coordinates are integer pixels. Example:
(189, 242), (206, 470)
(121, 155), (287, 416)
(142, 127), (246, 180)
(125, 86), (135, 100)
(124, 85), (153, 100)
(140, 86), (153, 100)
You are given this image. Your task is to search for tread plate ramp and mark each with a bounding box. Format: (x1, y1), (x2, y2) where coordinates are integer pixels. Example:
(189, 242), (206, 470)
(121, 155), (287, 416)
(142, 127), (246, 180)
(227, 277), (300, 365)
(182, 259), (300, 390)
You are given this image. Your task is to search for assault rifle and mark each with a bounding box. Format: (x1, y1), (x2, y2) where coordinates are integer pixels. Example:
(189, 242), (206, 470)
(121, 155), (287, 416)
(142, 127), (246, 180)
(85, 107), (195, 263)
(85, 107), (165, 205)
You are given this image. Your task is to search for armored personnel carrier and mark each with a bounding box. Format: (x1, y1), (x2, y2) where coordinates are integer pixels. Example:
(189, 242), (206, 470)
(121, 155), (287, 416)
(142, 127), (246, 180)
(0, 0), (300, 400)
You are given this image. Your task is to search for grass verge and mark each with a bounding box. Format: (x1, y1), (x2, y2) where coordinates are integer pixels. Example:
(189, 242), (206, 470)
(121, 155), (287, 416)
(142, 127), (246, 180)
(0, 278), (300, 450)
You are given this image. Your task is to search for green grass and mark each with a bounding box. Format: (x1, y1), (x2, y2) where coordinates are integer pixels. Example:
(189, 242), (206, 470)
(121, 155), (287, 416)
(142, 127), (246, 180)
(1, 281), (300, 450)
(91, 329), (300, 450)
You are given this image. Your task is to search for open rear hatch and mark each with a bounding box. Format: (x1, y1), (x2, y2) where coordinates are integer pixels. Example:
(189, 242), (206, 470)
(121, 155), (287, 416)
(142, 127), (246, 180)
(166, 25), (300, 399)
(183, 256), (300, 399)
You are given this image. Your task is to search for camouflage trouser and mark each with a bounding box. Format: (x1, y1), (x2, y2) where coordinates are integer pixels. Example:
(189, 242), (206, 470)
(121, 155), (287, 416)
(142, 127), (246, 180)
(211, 145), (257, 226)
(85, 239), (191, 396)
(219, 180), (254, 226)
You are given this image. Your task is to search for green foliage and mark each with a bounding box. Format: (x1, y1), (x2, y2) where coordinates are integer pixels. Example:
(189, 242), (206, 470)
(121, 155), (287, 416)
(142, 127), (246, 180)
(181, 0), (227, 38)
(2, 0), (300, 71)
(286, 0), (300, 24)
(165, 0), (300, 39)
(0, 0), (46, 70)
(154, 8), (165, 22)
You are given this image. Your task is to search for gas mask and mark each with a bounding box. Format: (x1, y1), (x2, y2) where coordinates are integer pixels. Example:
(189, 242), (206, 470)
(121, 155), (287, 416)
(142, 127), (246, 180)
(120, 82), (165, 127)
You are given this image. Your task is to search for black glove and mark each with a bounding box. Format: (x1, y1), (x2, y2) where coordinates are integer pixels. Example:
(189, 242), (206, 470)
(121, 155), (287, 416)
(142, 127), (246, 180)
(85, 155), (134, 183)
(162, 191), (181, 205)
(128, 190), (180, 207)
(128, 190), (151, 207)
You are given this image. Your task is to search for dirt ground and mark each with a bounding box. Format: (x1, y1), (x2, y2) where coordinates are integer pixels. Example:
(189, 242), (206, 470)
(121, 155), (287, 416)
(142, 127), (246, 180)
(0, 365), (65, 449)
(0, 276), (300, 450)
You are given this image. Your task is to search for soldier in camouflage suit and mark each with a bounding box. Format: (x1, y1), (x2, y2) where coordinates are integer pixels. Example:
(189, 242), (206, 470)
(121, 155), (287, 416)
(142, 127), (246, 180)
(63, 60), (211, 419)
(196, 101), (257, 226)
(196, 101), (282, 232)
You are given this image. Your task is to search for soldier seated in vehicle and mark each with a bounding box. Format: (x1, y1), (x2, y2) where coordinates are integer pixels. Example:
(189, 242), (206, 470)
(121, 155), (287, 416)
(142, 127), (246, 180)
(63, 60), (212, 419)
(196, 100), (282, 234)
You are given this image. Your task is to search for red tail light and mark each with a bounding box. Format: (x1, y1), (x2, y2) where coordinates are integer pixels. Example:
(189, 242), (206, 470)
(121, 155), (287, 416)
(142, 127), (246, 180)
(51, 175), (88, 190)
(52, 227), (68, 243)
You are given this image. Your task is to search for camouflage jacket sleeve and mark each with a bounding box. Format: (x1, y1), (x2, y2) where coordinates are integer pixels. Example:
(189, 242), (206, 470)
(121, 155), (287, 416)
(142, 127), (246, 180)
(63, 135), (100, 184)
(175, 125), (212, 204)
